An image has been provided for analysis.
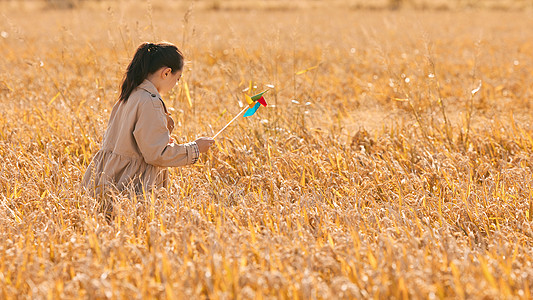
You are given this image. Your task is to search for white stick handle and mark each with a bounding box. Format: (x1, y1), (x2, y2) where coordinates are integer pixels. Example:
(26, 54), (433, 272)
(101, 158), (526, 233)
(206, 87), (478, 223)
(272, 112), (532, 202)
(213, 106), (248, 138)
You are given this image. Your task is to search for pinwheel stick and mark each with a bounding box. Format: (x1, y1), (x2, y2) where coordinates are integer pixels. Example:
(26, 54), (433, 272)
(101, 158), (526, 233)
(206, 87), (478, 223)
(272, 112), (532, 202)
(213, 106), (248, 138)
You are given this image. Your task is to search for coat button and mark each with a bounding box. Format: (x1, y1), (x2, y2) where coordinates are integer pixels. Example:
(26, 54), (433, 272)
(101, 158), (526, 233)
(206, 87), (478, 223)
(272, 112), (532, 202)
(151, 94), (156, 97)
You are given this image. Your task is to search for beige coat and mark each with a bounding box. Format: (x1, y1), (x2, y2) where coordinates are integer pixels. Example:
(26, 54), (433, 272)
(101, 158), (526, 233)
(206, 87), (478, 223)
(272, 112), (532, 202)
(82, 79), (199, 196)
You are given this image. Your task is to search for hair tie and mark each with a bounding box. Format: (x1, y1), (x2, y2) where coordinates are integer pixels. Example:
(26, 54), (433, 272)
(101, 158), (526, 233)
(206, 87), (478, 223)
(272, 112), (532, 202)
(147, 43), (159, 53)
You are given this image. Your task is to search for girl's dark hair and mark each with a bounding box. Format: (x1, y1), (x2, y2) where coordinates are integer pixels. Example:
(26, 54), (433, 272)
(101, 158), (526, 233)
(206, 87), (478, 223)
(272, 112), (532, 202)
(119, 42), (184, 102)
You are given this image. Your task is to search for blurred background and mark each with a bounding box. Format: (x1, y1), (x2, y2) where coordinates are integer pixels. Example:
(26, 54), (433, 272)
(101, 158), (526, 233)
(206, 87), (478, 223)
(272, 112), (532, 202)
(2, 0), (533, 10)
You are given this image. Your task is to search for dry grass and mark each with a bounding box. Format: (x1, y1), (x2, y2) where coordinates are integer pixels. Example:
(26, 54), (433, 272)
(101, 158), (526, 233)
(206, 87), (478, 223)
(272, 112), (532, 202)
(1, 1), (533, 299)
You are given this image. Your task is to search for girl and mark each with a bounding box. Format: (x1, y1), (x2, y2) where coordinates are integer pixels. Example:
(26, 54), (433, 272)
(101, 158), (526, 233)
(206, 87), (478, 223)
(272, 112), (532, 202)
(83, 42), (214, 198)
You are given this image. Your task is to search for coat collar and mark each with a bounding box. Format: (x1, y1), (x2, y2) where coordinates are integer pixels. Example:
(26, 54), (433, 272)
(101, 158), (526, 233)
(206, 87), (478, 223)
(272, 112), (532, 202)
(137, 79), (160, 98)
(137, 79), (169, 113)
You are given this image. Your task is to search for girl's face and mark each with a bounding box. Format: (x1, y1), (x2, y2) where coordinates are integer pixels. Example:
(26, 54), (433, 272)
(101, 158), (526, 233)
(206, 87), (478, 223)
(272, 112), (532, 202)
(160, 69), (182, 94)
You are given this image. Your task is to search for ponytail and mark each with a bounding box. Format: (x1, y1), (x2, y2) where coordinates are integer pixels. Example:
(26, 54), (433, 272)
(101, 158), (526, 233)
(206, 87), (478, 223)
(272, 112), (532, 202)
(119, 42), (184, 102)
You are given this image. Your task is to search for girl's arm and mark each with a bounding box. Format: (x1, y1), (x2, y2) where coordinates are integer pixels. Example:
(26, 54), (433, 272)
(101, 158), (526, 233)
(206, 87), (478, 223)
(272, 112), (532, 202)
(133, 97), (199, 167)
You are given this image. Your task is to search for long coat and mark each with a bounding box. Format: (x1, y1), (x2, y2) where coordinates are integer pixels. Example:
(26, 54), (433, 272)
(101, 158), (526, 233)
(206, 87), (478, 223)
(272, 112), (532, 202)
(82, 79), (198, 196)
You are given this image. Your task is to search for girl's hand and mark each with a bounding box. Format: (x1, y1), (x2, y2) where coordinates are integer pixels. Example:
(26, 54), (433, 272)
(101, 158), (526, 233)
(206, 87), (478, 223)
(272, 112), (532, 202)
(195, 137), (215, 153)
(166, 114), (175, 134)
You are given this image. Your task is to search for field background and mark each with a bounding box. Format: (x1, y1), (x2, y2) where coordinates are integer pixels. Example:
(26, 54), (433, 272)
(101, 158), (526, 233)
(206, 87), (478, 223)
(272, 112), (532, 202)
(1, 0), (533, 299)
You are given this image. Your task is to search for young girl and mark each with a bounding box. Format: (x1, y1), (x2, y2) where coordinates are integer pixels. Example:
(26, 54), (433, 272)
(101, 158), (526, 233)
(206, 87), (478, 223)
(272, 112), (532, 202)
(83, 42), (214, 197)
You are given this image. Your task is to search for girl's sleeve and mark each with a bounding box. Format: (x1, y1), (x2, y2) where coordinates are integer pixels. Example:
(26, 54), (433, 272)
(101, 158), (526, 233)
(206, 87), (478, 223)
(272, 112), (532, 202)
(133, 97), (199, 167)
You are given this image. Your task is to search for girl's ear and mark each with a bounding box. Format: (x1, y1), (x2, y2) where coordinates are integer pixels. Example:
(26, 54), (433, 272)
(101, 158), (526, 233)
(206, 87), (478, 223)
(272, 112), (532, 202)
(162, 67), (172, 78)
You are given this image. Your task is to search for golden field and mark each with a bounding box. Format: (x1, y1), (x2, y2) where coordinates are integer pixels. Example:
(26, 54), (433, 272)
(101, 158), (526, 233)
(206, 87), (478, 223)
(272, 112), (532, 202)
(1, 1), (533, 298)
